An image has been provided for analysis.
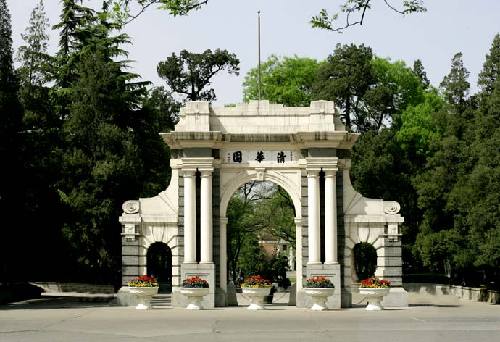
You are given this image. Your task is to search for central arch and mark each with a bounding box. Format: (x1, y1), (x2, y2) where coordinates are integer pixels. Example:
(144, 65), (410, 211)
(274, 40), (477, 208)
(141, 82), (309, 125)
(219, 170), (303, 305)
(220, 169), (302, 219)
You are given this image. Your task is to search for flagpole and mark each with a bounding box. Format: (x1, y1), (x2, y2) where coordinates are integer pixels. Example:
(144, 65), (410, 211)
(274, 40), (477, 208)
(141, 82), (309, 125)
(257, 10), (261, 113)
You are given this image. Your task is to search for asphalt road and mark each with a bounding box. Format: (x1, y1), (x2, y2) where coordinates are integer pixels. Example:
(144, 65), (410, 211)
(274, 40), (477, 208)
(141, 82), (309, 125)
(1, 299), (499, 342)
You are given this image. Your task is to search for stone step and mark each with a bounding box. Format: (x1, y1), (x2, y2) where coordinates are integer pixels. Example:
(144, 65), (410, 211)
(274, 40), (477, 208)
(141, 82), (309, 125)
(151, 294), (172, 308)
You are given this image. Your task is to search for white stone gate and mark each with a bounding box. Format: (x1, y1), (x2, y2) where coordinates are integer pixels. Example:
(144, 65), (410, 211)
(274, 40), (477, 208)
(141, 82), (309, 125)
(119, 100), (406, 308)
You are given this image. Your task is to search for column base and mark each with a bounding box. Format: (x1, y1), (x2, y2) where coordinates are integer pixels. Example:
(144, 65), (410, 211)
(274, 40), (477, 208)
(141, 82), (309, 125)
(297, 263), (341, 309)
(174, 263), (215, 309)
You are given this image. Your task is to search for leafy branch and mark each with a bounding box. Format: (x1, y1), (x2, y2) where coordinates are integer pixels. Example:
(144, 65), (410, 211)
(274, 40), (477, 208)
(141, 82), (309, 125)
(311, 0), (426, 33)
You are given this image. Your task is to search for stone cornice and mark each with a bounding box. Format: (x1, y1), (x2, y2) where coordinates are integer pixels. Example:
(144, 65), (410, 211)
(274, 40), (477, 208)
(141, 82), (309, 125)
(180, 157), (214, 172)
(305, 157), (339, 172)
(161, 131), (359, 150)
(161, 131), (223, 149)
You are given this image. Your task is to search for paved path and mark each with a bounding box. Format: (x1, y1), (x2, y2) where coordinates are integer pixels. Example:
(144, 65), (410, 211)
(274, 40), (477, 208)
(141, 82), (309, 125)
(0, 299), (499, 341)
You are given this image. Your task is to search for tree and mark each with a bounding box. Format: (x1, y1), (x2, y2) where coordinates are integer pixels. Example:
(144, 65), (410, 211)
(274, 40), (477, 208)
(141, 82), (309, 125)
(312, 44), (424, 132)
(157, 49), (239, 102)
(242, 55), (319, 106)
(56, 13), (147, 281)
(311, 0), (426, 32)
(15, 0), (65, 281)
(440, 52), (470, 108)
(253, 186), (296, 246)
(17, 0), (50, 89)
(0, 0), (24, 280)
(367, 57), (424, 130)
(478, 34), (500, 96)
(413, 59), (430, 89)
(52, 0), (96, 121)
(313, 43), (374, 131)
(106, 0), (208, 25)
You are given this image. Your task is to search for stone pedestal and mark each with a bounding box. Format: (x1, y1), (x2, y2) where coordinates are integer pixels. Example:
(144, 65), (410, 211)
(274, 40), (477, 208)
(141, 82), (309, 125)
(215, 287), (227, 307)
(173, 263), (215, 309)
(297, 263), (341, 309)
(381, 287), (409, 307)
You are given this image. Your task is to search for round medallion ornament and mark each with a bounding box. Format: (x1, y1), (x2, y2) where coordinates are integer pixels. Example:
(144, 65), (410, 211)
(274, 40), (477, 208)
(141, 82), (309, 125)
(384, 202), (400, 215)
(122, 200), (140, 214)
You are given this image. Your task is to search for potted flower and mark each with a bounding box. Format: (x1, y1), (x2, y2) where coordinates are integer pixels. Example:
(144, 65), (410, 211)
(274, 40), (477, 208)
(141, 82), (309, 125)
(128, 275), (158, 310)
(303, 276), (335, 311)
(241, 275), (272, 310)
(358, 277), (391, 311)
(180, 276), (209, 310)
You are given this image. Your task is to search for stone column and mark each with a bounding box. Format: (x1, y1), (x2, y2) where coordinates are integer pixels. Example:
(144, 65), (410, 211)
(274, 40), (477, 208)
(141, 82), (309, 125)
(200, 169), (213, 264)
(183, 169), (197, 264)
(294, 218), (303, 290)
(220, 217), (228, 291)
(307, 171), (320, 264)
(324, 170), (338, 264)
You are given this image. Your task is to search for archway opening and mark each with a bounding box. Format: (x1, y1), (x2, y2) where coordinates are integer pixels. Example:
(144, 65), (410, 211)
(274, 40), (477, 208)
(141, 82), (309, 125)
(146, 242), (172, 293)
(226, 181), (296, 290)
(353, 242), (378, 281)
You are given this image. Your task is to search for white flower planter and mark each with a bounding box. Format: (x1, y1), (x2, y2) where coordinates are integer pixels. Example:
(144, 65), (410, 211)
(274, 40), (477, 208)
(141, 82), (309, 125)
(180, 287), (209, 310)
(128, 286), (158, 310)
(304, 288), (335, 311)
(242, 287), (271, 310)
(359, 287), (390, 311)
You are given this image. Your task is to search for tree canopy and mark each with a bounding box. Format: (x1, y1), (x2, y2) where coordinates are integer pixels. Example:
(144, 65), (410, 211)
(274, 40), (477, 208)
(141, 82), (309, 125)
(157, 49), (239, 102)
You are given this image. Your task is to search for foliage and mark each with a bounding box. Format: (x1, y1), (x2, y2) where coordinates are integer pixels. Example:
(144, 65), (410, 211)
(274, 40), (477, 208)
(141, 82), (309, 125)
(313, 43), (374, 131)
(304, 276), (334, 288)
(396, 91), (445, 156)
(128, 275), (158, 287)
(241, 275), (272, 288)
(0, 0), (24, 281)
(478, 34), (500, 95)
(413, 59), (430, 89)
(311, 0), (426, 32)
(243, 55), (320, 106)
(226, 182), (295, 285)
(16, 0), (51, 88)
(182, 276), (209, 288)
(440, 52), (470, 108)
(106, 0), (208, 25)
(353, 242), (377, 280)
(157, 49), (239, 102)
(312, 44), (423, 132)
(359, 277), (391, 288)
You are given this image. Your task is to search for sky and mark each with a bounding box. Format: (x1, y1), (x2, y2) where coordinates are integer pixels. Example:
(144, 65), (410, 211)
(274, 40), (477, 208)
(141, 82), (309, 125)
(7, 0), (500, 106)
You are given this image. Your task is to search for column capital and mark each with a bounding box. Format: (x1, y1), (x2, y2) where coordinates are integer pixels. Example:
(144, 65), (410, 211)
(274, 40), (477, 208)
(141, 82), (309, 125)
(182, 169), (196, 177)
(324, 170), (337, 178)
(199, 168), (214, 177)
(307, 170), (319, 178)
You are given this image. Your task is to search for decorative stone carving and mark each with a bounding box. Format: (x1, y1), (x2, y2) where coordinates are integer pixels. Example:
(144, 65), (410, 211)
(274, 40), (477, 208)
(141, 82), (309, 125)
(123, 224), (137, 241)
(384, 202), (401, 215)
(122, 200), (140, 214)
(256, 167), (265, 181)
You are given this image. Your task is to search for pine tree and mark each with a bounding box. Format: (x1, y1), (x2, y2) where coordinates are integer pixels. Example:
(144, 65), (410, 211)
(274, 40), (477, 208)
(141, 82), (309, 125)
(312, 43), (375, 131)
(52, 0), (95, 120)
(440, 52), (470, 108)
(478, 34), (500, 95)
(57, 15), (147, 280)
(17, 0), (50, 88)
(413, 59), (430, 89)
(0, 0), (24, 280)
(15, 0), (67, 281)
